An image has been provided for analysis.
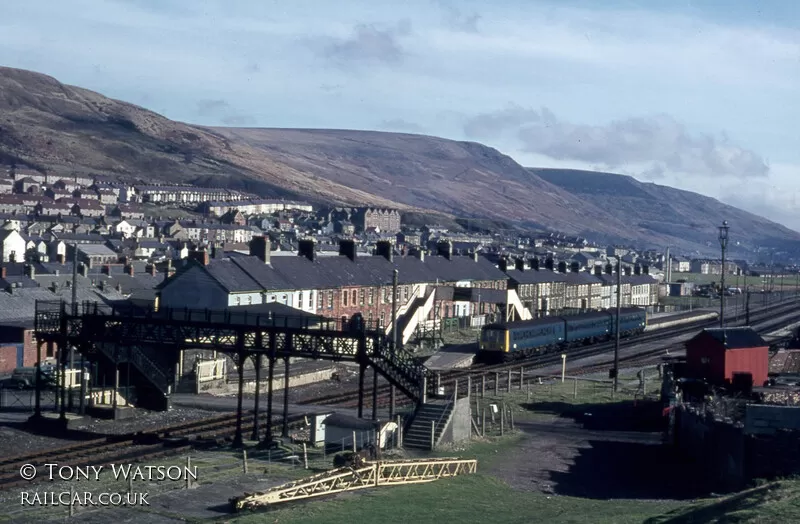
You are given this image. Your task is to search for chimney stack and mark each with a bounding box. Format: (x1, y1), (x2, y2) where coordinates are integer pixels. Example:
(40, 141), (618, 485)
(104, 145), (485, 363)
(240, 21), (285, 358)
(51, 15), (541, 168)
(557, 261), (567, 273)
(80, 263), (88, 278)
(472, 251), (479, 262)
(634, 264), (641, 275)
(189, 249), (210, 266)
(605, 264), (613, 275)
(594, 265), (602, 276)
(375, 240), (394, 262)
(126, 264), (135, 276)
(515, 258), (525, 271)
(414, 248), (426, 262)
(339, 239), (357, 261)
(249, 235), (271, 264)
(624, 266), (632, 276)
(545, 258), (554, 271)
(102, 264), (111, 275)
(147, 264), (156, 277)
(498, 257), (509, 272)
(57, 253), (65, 265)
(570, 261), (580, 273)
(643, 265), (649, 275)
(298, 238), (317, 262)
(530, 258), (540, 271)
(0, 266), (6, 279)
(25, 264), (35, 280)
(436, 241), (453, 260)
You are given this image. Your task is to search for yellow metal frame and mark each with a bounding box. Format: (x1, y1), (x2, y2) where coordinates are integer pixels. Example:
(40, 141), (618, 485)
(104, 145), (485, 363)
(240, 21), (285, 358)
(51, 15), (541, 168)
(232, 457), (478, 511)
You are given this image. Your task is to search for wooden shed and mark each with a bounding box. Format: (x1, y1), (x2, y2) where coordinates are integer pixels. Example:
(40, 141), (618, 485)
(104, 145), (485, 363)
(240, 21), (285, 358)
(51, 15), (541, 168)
(685, 327), (769, 388)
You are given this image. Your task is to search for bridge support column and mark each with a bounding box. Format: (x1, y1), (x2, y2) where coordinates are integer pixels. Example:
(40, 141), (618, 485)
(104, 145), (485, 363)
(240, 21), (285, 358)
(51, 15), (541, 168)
(358, 362), (366, 418)
(372, 367), (379, 421)
(251, 354), (262, 441)
(264, 356), (275, 443)
(79, 352), (86, 415)
(233, 352), (246, 448)
(281, 356), (290, 438)
(389, 385), (395, 419)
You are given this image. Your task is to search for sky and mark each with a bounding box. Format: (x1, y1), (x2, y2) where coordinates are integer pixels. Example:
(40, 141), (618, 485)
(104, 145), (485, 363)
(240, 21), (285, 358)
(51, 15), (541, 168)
(1, 0), (799, 228)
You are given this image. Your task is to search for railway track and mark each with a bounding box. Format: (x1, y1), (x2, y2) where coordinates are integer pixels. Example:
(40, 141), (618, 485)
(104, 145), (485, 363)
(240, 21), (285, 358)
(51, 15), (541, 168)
(304, 298), (800, 408)
(0, 412), (306, 491)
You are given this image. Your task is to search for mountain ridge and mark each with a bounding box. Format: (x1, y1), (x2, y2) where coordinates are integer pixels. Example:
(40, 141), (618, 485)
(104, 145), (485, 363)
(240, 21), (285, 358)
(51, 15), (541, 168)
(0, 65), (795, 254)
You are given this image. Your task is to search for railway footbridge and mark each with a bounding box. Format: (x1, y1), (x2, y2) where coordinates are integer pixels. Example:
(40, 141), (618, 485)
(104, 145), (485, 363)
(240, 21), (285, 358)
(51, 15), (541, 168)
(33, 300), (436, 446)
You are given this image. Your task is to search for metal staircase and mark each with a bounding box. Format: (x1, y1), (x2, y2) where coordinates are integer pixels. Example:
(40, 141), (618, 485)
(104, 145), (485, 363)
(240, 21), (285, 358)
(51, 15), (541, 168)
(366, 337), (430, 404)
(403, 398), (456, 450)
(96, 343), (170, 392)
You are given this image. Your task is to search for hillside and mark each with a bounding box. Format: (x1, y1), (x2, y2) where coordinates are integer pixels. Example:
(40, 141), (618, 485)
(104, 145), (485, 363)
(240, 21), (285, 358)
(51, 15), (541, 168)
(532, 168), (800, 254)
(0, 66), (797, 253)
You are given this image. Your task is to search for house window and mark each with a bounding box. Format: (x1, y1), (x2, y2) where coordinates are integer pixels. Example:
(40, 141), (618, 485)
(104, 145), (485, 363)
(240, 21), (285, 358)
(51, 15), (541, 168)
(328, 291), (333, 309)
(247, 296), (253, 305)
(359, 289), (365, 305)
(282, 294), (287, 303)
(383, 289), (388, 304)
(403, 286), (409, 301)
(235, 296), (241, 306)
(368, 289), (374, 305)
(307, 292), (312, 308)
(351, 290), (356, 304)
(343, 290), (348, 307)
(368, 311), (373, 323)
(380, 311), (385, 327)
(318, 292), (324, 310)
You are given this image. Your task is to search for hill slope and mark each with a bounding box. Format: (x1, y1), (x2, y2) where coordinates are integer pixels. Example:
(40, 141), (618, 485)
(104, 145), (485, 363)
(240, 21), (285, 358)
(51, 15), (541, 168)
(0, 66), (796, 253)
(531, 168), (800, 253)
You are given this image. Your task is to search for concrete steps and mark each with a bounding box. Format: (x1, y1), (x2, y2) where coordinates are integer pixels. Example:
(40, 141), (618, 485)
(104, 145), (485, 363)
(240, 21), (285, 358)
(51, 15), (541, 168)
(404, 400), (454, 450)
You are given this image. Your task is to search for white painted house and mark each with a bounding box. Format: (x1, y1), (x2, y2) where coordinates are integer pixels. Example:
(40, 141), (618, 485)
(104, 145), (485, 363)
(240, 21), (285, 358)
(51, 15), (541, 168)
(0, 230), (27, 263)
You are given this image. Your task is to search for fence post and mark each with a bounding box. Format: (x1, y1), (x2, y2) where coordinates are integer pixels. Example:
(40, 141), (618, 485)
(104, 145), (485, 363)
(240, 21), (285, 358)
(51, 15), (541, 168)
(353, 431), (357, 452)
(242, 450), (248, 474)
(494, 373), (499, 396)
(507, 370), (512, 393)
(500, 404), (505, 436)
(509, 406), (515, 430)
(303, 443), (308, 469)
(481, 407), (486, 437)
(481, 375), (485, 397)
(519, 367), (524, 389)
(573, 377), (578, 399)
(430, 420), (436, 450)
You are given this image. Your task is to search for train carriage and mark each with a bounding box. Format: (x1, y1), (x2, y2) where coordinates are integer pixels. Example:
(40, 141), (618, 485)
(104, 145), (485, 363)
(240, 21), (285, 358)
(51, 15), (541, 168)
(563, 311), (613, 345)
(478, 306), (648, 362)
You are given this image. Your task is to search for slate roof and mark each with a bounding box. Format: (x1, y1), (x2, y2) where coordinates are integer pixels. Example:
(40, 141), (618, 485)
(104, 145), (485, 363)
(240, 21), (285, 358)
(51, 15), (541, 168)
(0, 285), (125, 325)
(698, 327), (767, 349)
(505, 269), (569, 284)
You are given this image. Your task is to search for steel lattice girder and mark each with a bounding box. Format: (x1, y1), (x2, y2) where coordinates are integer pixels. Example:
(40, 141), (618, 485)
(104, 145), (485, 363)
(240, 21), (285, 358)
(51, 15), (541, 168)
(232, 458), (478, 510)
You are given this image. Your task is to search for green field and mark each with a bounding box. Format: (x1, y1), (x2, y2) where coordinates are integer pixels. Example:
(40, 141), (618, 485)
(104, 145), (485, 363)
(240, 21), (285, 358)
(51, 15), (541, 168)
(229, 472), (682, 524)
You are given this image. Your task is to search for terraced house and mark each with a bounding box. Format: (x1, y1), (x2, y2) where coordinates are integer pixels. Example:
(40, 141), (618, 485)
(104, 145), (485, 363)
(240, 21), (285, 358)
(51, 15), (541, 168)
(158, 237), (521, 346)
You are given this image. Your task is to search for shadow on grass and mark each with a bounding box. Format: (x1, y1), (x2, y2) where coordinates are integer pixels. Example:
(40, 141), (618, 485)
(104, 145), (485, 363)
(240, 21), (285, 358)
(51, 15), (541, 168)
(518, 399), (712, 500)
(521, 399), (667, 432)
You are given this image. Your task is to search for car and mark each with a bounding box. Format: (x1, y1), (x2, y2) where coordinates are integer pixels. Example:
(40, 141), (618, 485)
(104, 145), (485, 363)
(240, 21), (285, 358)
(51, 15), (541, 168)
(0, 377), (32, 390)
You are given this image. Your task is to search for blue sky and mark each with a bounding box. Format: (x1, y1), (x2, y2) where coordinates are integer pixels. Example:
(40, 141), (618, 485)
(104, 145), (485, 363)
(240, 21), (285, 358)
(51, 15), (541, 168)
(1, 0), (799, 228)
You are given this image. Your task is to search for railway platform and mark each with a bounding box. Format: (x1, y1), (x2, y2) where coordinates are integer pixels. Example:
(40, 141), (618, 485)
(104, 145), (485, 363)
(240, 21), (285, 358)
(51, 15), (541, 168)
(423, 343), (478, 370)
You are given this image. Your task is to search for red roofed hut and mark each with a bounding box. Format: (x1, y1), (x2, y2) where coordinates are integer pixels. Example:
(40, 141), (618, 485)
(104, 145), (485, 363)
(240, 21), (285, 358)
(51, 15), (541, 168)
(685, 327), (769, 388)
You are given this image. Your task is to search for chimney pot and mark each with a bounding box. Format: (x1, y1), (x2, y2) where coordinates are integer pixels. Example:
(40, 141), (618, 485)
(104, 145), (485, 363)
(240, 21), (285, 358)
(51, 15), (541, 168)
(515, 258), (525, 271)
(557, 261), (567, 273)
(594, 265), (602, 276)
(570, 261), (580, 273)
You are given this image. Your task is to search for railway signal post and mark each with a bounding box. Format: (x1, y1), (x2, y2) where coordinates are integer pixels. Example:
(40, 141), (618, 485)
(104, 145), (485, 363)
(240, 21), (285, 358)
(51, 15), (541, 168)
(613, 258), (621, 392)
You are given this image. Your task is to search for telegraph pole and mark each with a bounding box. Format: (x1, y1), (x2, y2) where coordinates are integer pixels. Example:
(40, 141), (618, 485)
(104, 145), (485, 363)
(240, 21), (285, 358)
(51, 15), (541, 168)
(613, 258), (621, 392)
